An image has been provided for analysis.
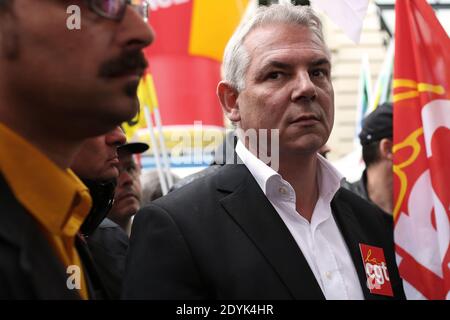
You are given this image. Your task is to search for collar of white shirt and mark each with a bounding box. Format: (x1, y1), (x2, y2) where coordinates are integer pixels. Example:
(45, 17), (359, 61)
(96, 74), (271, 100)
(235, 139), (343, 208)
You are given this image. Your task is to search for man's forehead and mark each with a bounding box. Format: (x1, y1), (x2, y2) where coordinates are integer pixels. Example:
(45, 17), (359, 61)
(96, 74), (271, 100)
(258, 55), (331, 71)
(244, 29), (329, 71)
(244, 23), (328, 60)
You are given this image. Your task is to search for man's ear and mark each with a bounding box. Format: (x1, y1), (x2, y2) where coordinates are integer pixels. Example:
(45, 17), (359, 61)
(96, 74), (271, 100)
(379, 138), (393, 160)
(217, 81), (240, 123)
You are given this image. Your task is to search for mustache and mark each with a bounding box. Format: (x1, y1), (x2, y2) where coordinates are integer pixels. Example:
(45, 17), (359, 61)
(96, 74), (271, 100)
(98, 50), (148, 78)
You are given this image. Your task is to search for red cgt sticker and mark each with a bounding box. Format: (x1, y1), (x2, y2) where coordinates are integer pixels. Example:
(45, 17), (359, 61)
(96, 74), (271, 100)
(359, 243), (394, 297)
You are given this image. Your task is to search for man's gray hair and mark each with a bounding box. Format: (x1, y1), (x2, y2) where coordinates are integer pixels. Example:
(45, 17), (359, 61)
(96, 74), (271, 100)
(222, 3), (326, 92)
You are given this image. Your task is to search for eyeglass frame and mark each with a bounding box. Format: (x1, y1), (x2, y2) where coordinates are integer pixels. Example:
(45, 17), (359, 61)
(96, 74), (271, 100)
(85, 0), (149, 22)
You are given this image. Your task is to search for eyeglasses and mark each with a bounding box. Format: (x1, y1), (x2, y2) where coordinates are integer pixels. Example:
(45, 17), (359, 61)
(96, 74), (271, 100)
(87, 0), (149, 21)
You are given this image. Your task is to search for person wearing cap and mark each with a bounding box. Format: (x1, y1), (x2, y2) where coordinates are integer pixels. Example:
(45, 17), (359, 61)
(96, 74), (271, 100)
(107, 142), (149, 235)
(76, 140), (148, 299)
(345, 102), (393, 215)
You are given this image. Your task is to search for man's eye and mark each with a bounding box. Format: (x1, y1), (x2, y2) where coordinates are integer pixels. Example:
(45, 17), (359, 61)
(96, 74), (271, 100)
(266, 71), (283, 80)
(311, 69), (328, 78)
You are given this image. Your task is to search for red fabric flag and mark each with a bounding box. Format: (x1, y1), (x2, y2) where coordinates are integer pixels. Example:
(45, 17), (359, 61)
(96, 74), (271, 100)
(143, 0), (248, 127)
(393, 0), (450, 299)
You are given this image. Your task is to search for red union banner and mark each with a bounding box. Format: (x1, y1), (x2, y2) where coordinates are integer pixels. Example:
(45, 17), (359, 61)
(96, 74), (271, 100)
(393, 0), (450, 299)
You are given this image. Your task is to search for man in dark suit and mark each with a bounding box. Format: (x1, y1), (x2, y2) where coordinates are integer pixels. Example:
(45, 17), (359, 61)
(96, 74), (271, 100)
(71, 126), (127, 300)
(123, 3), (405, 300)
(76, 140), (149, 299)
(0, 0), (153, 299)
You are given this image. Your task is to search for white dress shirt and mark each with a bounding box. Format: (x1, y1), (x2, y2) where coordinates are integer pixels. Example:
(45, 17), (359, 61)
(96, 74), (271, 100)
(235, 140), (364, 300)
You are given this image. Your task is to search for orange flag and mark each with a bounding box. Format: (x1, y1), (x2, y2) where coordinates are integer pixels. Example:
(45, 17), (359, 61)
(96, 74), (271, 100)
(393, 0), (450, 299)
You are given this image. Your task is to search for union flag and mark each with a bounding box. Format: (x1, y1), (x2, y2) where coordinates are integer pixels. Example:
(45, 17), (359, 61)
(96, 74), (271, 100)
(393, 0), (450, 300)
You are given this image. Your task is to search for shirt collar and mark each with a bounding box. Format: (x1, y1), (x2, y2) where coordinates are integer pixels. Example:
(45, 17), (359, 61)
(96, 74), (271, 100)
(0, 123), (92, 237)
(235, 139), (343, 204)
(235, 139), (280, 195)
(316, 153), (344, 204)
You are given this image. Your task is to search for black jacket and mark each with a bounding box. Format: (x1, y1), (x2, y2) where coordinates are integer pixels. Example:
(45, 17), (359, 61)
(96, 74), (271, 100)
(342, 170), (391, 217)
(0, 175), (82, 299)
(0, 174), (113, 299)
(86, 218), (129, 299)
(123, 164), (405, 300)
(343, 170), (370, 202)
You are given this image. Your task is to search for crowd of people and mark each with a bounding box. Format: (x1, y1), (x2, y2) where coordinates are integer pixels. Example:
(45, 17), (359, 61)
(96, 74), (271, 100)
(0, 1), (404, 300)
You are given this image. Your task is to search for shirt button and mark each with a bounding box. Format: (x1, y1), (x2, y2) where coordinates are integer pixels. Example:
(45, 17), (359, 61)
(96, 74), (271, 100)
(325, 271), (332, 279)
(279, 187), (287, 194)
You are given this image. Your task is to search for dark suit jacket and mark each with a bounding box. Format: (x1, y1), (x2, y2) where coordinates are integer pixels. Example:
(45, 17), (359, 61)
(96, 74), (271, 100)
(0, 175), (103, 299)
(87, 218), (129, 299)
(123, 164), (405, 300)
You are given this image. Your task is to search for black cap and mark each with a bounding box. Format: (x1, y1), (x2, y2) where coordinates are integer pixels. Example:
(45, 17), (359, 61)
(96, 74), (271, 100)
(118, 142), (149, 155)
(358, 102), (393, 146)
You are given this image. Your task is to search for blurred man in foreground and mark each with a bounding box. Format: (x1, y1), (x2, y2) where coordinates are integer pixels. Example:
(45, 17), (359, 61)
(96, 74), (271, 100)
(0, 0), (153, 299)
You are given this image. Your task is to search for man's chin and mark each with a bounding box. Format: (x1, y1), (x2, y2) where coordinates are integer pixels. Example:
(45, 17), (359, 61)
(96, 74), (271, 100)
(117, 198), (140, 212)
(125, 80), (141, 98)
(101, 168), (119, 182)
(281, 140), (325, 156)
(125, 97), (140, 121)
(106, 97), (140, 125)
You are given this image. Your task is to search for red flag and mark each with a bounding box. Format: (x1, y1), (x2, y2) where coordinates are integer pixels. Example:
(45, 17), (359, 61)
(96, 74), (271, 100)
(144, 0), (248, 127)
(393, 0), (450, 299)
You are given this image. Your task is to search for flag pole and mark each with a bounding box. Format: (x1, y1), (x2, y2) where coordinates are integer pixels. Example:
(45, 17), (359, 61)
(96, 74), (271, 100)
(370, 38), (394, 112)
(153, 108), (174, 188)
(147, 77), (174, 189)
(143, 106), (169, 196)
(354, 53), (372, 146)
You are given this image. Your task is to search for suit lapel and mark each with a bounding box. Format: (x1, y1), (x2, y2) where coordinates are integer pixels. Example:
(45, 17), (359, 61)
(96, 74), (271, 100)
(217, 165), (325, 300)
(331, 190), (378, 300)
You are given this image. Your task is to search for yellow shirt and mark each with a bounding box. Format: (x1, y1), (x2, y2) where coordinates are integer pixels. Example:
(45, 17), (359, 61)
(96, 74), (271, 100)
(0, 123), (92, 299)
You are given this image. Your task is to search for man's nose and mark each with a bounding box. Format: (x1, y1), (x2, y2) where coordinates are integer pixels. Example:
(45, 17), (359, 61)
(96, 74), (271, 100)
(117, 6), (155, 51)
(118, 170), (134, 187)
(106, 127), (127, 147)
(291, 71), (317, 102)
